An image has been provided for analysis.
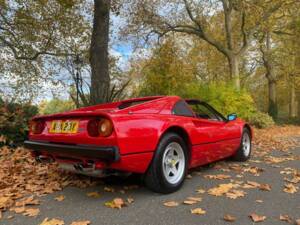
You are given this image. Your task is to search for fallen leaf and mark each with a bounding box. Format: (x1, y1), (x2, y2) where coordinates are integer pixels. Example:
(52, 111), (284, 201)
(283, 183), (298, 194)
(86, 192), (101, 198)
(265, 156), (288, 163)
(187, 174), (192, 179)
(183, 200), (197, 205)
(183, 197), (202, 204)
(196, 189), (206, 194)
(163, 201), (179, 207)
(279, 214), (293, 223)
(244, 181), (260, 189)
(255, 200), (263, 203)
(226, 190), (246, 199)
(23, 208), (40, 217)
(10, 206), (26, 213)
(70, 221), (91, 225)
(0, 197), (13, 210)
(15, 196), (40, 207)
(204, 174), (231, 180)
(55, 195), (65, 202)
(249, 213), (266, 222)
(105, 198), (126, 209)
(191, 208), (206, 215)
(296, 219), (300, 225)
(208, 183), (235, 196)
(259, 184), (271, 191)
(208, 183), (245, 199)
(186, 197), (202, 202)
(104, 187), (115, 192)
(39, 218), (64, 225)
(223, 214), (236, 222)
(127, 198), (134, 204)
(244, 167), (263, 176)
(285, 176), (300, 184)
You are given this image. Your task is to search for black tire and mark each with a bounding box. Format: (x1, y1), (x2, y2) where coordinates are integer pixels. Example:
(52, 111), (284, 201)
(232, 128), (252, 161)
(144, 132), (188, 194)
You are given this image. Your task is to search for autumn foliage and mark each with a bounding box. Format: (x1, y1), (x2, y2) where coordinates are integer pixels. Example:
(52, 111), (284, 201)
(0, 99), (38, 145)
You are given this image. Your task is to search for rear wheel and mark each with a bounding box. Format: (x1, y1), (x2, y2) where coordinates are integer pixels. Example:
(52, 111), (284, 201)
(144, 133), (188, 193)
(232, 128), (252, 161)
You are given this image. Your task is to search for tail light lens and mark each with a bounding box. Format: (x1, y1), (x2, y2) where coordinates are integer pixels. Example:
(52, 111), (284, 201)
(87, 118), (113, 137)
(98, 118), (113, 137)
(30, 120), (45, 134)
(87, 119), (99, 137)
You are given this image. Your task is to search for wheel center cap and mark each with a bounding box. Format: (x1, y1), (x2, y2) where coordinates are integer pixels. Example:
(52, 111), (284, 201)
(167, 158), (176, 167)
(171, 159), (176, 167)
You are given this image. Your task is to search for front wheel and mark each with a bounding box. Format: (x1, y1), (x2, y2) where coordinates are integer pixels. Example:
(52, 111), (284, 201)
(144, 133), (188, 194)
(232, 128), (252, 161)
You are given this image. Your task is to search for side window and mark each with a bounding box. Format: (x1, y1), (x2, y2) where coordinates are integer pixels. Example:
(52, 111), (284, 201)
(172, 100), (194, 117)
(189, 103), (220, 121)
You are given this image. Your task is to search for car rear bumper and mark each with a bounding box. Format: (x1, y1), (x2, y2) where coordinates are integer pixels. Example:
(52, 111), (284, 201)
(24, 140), (120, 162)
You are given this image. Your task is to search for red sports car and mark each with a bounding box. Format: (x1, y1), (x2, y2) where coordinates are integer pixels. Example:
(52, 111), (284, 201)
(25, 96), (252, 193)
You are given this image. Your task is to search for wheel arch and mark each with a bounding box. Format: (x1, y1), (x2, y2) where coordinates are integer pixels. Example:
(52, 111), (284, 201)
(159, 126), (192, 162)
(243, 123), (252, 138)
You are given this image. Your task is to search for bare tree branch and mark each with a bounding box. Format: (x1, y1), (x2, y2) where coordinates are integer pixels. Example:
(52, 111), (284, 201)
(182, 0), (230, 56)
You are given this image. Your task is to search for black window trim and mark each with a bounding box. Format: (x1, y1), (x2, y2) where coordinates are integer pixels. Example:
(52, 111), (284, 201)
(185, 99), (227, 122)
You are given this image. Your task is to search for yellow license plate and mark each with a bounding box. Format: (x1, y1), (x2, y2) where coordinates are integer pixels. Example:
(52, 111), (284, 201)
(49, 120), (79, 134)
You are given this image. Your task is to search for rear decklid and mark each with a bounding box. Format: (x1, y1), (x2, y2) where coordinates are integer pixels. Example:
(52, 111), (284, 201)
(29, 111), (117, 147)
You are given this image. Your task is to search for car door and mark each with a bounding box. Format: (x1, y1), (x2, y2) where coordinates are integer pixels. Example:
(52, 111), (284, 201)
(187, 101), (240, 165)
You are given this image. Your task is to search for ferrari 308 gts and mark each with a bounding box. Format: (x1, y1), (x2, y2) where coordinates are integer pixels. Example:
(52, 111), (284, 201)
(24, 96), (252, 193)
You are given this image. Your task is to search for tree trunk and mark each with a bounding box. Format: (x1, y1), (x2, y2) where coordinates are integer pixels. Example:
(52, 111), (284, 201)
(268, 79), (277, 119)
(289, 75), (297, 118)
(261, 31), (278, 119)
(90, 0), (111, 105)
(228, 55), (240, 90)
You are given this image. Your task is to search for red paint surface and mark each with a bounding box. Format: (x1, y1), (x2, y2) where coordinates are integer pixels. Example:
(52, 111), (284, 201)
(28, 96), (250, 174)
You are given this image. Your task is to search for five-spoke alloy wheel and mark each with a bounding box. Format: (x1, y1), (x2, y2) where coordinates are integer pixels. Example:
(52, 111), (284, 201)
(145, 132), (188, 193)
(162, 142), (185, 185)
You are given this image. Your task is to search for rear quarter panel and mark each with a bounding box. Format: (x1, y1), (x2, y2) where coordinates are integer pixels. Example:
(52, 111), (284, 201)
(111, 114), (166, 155)
(111, 114), (195, 155)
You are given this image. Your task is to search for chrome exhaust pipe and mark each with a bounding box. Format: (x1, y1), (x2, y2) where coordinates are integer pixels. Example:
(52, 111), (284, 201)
(70, 162), (106, 177)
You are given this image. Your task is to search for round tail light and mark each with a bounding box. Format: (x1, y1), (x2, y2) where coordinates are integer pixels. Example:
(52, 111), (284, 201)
(30, 120), (45, 134)
(98, 118), (113, 137)
(87, 119), (99, 137)
(87, 118), (113, 137)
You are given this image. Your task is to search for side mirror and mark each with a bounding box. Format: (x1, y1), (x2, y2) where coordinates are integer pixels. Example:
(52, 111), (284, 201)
(227, 113), (237, 121)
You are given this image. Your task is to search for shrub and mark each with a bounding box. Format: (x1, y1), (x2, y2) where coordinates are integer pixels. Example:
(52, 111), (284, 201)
(182, 82), (274, 128)
(0, 100), (38, 145)
(244, 111), (275, 129)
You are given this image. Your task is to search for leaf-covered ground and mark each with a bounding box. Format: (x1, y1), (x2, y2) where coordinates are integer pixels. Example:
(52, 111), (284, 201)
(0, 126), (300, 225)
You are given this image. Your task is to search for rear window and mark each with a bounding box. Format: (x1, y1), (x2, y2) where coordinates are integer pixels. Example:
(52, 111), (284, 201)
(118, 100), (150, 109)
(172, 100), (194, 117)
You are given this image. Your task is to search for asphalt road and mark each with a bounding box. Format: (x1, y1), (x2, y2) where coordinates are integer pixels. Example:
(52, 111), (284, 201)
(2, 144), (300, 225)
